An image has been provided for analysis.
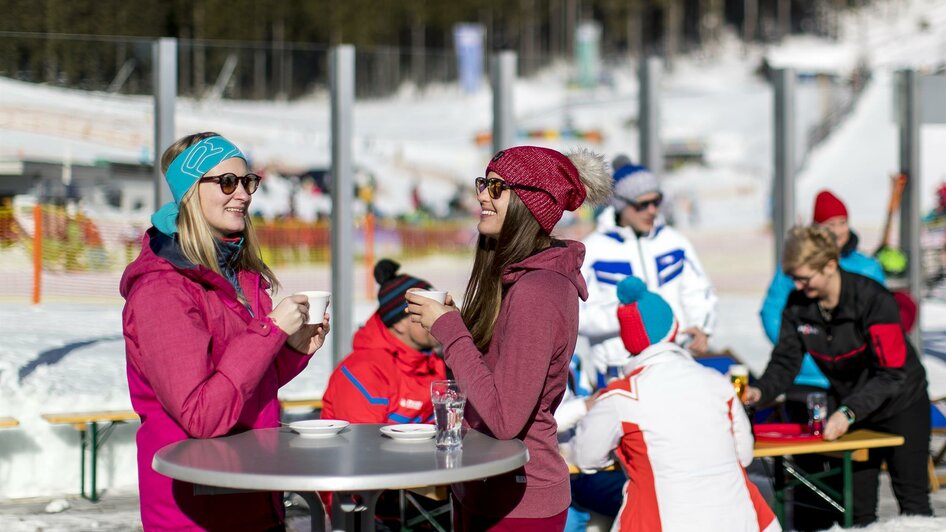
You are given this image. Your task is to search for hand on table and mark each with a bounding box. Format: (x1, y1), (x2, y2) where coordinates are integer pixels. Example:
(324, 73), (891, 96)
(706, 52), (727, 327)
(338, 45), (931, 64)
(743, 386), (762, 405)
(405, 290), (458, 331)
(823, 411), (851, 441)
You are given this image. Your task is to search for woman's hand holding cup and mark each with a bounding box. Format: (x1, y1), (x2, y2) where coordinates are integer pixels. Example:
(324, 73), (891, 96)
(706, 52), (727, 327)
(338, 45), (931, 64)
(405, 289), (457, 331)
(269, 294), (310, 335)
(287, 313), (331, 355)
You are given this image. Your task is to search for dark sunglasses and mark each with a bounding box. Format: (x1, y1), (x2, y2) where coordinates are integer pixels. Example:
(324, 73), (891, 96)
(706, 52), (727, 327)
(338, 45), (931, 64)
(475, 176), (547, 200)
(199, 173), (261, 195)
(474, 177), (512, 199)
(624, 194), (663, 211)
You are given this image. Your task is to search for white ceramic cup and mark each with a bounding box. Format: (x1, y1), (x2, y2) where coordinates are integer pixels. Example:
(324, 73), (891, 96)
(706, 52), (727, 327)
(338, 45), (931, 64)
(411, 289), (447, 304)
(296, 291), (331, 324)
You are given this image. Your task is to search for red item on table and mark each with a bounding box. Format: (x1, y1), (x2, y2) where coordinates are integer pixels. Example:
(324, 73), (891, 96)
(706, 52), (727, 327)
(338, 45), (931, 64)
(753, 423), (825, 443)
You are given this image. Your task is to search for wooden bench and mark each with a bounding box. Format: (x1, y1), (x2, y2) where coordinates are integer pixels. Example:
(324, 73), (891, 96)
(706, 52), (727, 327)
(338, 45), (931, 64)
(0, 416), (19, 429)
(42, 410), (139, 502)
(278, 398), (323, 412)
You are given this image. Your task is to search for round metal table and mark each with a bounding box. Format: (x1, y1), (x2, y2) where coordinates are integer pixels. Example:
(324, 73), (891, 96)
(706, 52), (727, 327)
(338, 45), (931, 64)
(153, 424), (528, 531)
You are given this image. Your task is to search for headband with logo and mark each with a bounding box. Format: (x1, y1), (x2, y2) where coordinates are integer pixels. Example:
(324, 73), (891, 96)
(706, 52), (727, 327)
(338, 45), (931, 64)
(151, 136), (245, 236)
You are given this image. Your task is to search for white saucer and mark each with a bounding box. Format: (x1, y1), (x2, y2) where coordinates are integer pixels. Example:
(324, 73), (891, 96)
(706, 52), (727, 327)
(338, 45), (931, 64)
(380, 424), (436, 442)
(288, 419), (350, 439)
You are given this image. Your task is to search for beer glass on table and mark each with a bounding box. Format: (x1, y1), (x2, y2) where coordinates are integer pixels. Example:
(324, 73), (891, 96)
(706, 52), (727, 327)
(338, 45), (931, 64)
(730, 364), (749, 402)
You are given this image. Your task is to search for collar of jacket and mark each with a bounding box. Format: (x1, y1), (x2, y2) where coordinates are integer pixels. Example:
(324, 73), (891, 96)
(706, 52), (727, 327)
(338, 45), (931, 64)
(148, 228), (262, 318)
(793, 270), (858, 324)
(841, 231), (859, 258)
(624, 342), (693, 372)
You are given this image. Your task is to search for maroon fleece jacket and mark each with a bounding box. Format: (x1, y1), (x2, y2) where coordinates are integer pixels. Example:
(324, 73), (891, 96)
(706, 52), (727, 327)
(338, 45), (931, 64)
(431, 240), (588, 519)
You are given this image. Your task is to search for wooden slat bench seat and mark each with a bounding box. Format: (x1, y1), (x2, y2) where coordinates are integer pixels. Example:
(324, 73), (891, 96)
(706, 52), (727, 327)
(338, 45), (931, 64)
(42, 410), (139, 502)
(279, 398), (323, 412)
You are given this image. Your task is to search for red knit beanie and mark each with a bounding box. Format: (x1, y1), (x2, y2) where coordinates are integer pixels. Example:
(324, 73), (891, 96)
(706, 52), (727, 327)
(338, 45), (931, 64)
(812, 190), (848, 224)
(485, 146), (586, 234)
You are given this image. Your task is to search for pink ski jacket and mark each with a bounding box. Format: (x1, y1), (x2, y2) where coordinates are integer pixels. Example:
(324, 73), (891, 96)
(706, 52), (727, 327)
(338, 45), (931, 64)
(120, 229), (313, 531)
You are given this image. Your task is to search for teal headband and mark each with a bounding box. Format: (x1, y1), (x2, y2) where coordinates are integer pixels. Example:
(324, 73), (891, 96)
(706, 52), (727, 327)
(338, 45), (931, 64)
(151, 136), (246, 236)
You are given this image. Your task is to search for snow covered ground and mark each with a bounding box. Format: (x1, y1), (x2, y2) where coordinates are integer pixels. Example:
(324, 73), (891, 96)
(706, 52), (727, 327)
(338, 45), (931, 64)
(2, 0), (946, 529)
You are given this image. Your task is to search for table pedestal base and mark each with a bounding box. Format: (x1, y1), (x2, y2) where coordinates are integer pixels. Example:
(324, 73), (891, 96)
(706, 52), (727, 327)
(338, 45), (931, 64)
(295, 491), (381, 532)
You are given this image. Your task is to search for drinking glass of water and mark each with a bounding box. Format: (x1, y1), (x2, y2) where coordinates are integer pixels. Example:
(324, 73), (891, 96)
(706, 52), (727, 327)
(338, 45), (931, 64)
(431, 380), (466, 450)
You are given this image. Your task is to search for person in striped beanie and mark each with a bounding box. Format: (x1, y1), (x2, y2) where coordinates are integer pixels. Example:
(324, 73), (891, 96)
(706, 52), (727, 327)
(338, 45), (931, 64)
(321, 258), (446, 426)
(571, 276), (780, 532)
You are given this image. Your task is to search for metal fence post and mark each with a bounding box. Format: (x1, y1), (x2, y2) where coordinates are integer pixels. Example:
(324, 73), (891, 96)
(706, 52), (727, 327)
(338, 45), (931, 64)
(897, 69), (921, 350)
(773, 68), (796, 266)
(491, 51), (517, 153)
(153, 37), (177, 210)
(330, 45), (355, 367)
(638, 56), (663, 176)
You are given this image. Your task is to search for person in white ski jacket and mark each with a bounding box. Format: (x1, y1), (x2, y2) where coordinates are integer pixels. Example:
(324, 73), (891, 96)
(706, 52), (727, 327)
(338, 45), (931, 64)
(570, 276), (779, 532)
(579, 162), (717, 391)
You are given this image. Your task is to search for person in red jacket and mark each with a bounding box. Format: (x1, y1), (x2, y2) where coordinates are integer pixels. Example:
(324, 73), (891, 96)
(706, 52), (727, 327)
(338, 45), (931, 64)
(321, 258), (446, 424)
(407, 146), (611, 531)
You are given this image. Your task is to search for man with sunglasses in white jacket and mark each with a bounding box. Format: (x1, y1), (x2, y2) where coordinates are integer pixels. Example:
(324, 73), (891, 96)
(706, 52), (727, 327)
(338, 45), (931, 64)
(579, 158), (717, 380)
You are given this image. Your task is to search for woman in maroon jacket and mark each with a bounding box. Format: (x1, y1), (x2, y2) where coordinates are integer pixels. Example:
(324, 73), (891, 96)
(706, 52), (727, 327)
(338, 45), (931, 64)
(407, 146), (610, 530)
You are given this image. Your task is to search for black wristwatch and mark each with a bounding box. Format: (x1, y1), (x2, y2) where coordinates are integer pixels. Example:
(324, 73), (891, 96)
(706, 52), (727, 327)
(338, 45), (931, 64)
(838, 405), (856, 424)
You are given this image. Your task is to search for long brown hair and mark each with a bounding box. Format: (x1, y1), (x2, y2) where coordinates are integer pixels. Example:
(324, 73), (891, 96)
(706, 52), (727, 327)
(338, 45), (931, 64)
(162, 132), (280, 294)
(460, 192), (551, 351)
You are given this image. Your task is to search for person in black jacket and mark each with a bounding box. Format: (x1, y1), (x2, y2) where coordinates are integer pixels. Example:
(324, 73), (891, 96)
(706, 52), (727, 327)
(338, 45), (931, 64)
(744, 225), (932, 528)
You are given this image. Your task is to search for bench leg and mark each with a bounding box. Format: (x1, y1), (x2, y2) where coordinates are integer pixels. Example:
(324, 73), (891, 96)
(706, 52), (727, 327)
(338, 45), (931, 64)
(773, 456), (785, 528)
(90, 422), (99, 503)
(79, 426), (87, 499)
(842, 451), (853, 528)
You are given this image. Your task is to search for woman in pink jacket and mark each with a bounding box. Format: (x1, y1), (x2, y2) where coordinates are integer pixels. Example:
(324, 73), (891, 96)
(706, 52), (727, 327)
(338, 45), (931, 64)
(120, 132), (330, 531)
(407, 146), (610, 530)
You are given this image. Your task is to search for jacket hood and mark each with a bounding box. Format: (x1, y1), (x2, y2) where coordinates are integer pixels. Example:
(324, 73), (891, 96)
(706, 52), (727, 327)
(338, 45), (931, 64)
(119, 228), (240, 300)
(353, 313), (442, 375)
(501, 240), (589, 300)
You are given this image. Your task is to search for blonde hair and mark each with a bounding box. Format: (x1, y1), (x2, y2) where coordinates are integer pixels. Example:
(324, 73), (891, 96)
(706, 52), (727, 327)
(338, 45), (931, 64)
(781, 225), (839, 274)
(460, 192), (550, 351)
(163, 132), (280, 294)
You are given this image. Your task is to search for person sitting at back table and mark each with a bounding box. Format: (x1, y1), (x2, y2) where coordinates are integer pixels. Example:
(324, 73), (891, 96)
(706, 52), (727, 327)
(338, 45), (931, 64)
(571, 276), (779, 532)
(759, 189), (885, 421)
(321, 259), (446, 424)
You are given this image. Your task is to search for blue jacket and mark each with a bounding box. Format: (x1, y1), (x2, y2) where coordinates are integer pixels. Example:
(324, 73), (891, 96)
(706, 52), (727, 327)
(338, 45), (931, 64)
(759, 232), (885, 388)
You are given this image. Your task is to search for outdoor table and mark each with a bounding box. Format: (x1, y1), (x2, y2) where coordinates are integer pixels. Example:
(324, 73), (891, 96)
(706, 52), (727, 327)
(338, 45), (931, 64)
(752, 429), (905, 529)
(153, 423), (528, 532)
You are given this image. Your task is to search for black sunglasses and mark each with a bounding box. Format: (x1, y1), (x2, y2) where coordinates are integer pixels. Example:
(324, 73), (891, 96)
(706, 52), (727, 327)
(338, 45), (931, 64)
(624, 194), (663, 211)
(199, 173), (261, 195)
(474, 177), (512, 199)
(474, 176), (547, 200)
